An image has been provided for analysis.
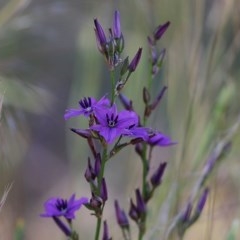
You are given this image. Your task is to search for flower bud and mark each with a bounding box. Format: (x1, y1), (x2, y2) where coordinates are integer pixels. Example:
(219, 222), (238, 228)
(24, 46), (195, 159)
(196, 188), (209, 215)
(150, 162), (167, 188)
(100, 178), (108, 202)
(102, 220), (112, 240)
(113, 10), (121, 38)
(128, 48), (142, 72)
(114, 200), (129, 229)
(94, 19), (107, 53)
(153, 21), (170, 41)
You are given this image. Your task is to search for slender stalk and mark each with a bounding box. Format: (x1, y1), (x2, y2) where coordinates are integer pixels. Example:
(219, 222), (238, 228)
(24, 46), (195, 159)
(94, 217), (102, 240)
(110, 69), (115, 105)
(94, 147), (108, 240)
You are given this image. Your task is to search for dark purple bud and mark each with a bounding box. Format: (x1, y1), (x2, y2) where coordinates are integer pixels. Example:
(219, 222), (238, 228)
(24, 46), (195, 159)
(114, 200), (129, 228)
(94, 19), (107, 52)
(128, 48), (142, 72)
(100, 178), (108, 202)
(119, 94), (133, 111)
(84, 158), (96, 182)
(135, 189), (146, 217)
(113, 10), (121, 38)
(196, 188), (209, 214)
(150, 162), (167, 187)
(70, 128), (91, 139)
(153, 21), (170, 41)
(181, 202), (192, 223)
(53, 216), (72, 237)
(94, 153), (102, 177)
(102, 220), (111, 240)
(143, 87), (151, 104)
(129, 199), (139, 221)
(151, 86), (168, 110)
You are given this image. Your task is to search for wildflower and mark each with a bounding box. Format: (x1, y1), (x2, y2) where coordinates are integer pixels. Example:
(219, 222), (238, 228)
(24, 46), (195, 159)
(41, 194), (88, 219)
(64, 96), (110, 120)
(91, 104), (138, 144)
(128, 48), (142, 72)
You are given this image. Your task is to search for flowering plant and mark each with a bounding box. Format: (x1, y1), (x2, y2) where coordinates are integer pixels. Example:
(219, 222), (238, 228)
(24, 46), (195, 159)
(40, 10), (232, 240)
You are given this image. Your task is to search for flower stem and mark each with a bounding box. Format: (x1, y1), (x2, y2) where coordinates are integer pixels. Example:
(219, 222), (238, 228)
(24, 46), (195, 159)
(110, 69), (115, 105)
(94, 217), (102, 240)
(94, 147), (108, 240)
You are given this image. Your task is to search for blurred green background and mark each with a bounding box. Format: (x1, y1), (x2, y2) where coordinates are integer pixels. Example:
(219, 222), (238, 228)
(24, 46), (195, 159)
(0, 0), (239, 239)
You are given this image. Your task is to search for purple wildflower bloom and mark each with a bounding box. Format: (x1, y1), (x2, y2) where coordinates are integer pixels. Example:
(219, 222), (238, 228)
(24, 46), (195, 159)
(91, 104), (138, 144)
(41, 194), (88, 219)
(64, 96), (110, 120)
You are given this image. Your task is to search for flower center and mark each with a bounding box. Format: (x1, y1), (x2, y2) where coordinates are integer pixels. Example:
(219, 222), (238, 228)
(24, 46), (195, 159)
(79, 97), (92, 112)
(56, 199), (68, 211)
(106, 113), (118, 128)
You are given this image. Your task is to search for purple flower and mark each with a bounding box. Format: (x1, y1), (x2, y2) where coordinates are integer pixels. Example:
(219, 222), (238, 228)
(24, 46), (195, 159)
(64, 96), (110, 120)
(128, 48), (142, 72)
(113, 10), (121, 38)
(41, 194), (88, 219)
(91, 104), (138, 144)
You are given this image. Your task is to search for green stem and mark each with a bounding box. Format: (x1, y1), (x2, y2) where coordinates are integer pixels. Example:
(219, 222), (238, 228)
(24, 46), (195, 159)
(110, 69), (115, 105)
(94, 217), (102, 240)
(94, 147), (108, 240)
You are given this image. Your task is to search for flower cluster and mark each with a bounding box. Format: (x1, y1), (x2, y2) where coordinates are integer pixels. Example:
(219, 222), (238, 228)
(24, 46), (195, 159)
(40, 10), (209, 240)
